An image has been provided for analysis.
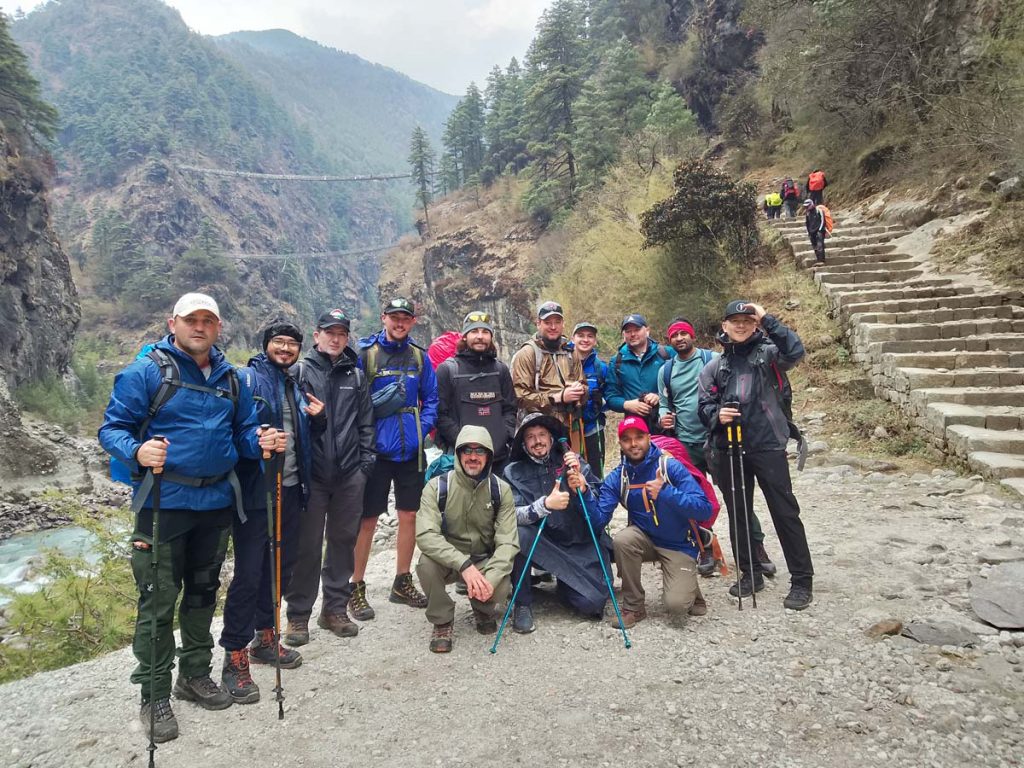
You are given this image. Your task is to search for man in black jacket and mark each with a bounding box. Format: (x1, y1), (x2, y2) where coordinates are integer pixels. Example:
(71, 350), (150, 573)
(805, 199), (827, 264)
(284, 309), (375, 643)
(435, 311), (517, 474)
(698, 301), (813, 611)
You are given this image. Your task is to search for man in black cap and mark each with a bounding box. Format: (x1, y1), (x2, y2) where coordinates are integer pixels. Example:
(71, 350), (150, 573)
(604, 313), (671, 433)
(698, 300), (814, 611)
(435, 310), (517, 475)
(284, 309), (376, 644)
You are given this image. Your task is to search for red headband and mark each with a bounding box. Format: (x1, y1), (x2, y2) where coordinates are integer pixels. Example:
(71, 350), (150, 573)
(667, 321), (695, 338)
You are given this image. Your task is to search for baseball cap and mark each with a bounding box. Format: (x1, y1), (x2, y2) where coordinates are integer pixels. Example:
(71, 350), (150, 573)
(172, 292), (220, 319)
(383, 297), (416, 316)
(723, 300), (757, 320)
(462, 310), (494, 335)
(617, 415), (650, 438)
(621, 313), (648, 330)
(537, 300), (564, 320)
(316, 308), (351, 330)
(803, 199), (815, 207)
(572, 321), (598, 335)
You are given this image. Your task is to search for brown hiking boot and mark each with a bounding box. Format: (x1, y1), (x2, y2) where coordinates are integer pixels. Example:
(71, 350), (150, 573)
(348, 580), (375, 621)
(472, 607), (498, 635)
(429, 621), (454, 653)
(317, 610), (359, 638)
(249, 628), (302, 669)
(221, 648), (260, 705)
(389, 572), (428, 608)
(689, 594), (708, 617)
(609, 606), (647, 629)
(283, 617), (309, 647)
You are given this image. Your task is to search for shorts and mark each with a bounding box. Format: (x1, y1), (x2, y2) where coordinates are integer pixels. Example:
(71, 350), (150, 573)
(363, 458), (425, 517)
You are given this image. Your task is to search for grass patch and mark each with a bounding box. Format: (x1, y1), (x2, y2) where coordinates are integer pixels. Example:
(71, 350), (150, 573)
(933, 200), (1024, 289)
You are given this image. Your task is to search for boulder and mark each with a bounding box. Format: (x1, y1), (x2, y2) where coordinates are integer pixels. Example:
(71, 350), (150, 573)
(969, 561), (1024, 629)
(997, 176), (1022, 202)
(900, 621), (977, 647)
(954, 176), (970, 190)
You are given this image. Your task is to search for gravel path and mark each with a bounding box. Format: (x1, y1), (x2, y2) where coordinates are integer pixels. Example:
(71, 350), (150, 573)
(2, 458), (1023, 768)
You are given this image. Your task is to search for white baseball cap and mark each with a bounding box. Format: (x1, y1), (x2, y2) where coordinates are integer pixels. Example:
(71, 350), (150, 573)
(172, 292), (220, 319)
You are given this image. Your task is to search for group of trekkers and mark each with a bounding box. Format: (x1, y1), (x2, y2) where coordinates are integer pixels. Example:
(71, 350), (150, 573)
(762, 170), (834, 264)
(100, 290), (815, 746)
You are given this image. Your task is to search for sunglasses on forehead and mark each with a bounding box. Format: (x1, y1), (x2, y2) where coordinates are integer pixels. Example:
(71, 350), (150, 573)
(466, 312), (492, 323)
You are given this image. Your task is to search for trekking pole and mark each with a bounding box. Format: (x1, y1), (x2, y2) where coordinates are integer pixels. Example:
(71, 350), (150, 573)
(490, 516), (548, 654)
(734, 418), (758, 610)
(273, 448), (285, 719)
(724, 420), (744, 611)
(260, 424), (285, 720)
(557, 437), (631, 649)
(148, 435), (166, 768)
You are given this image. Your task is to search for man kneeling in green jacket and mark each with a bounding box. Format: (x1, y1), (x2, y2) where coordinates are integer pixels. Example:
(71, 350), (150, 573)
(416, 425), (519, 653)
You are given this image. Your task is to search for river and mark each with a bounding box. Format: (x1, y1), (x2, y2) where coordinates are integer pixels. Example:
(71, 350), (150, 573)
(0, 526), (99, 606)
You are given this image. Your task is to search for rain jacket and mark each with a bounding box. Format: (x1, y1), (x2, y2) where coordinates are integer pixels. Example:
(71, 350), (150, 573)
(358, 331), (438, 463)
(416, 426), (519, 586)
(576, 348), (608, 436)
(604, 341), (671, 412)
(593, 444), (714, 558)
(510, 335), (585, 418)
(435, 343), (516, 462)
(98, 335), (262, 512)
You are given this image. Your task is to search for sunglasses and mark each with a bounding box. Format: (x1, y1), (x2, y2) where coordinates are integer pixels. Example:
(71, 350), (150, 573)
(459, 446), (489, 456)
(466, 312), (492, 324)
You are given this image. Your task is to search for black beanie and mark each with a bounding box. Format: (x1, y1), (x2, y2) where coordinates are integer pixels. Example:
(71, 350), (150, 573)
(262, 322), (304, 351)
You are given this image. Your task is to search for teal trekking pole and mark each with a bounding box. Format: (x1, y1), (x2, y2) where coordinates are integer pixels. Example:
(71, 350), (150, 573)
(490, 516), (548, 654)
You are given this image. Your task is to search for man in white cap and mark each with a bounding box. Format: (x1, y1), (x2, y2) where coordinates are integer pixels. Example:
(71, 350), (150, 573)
(99, 292), (280, 744)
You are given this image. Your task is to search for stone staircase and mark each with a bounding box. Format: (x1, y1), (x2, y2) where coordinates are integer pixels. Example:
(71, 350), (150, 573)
(769, 213), (1024, 497)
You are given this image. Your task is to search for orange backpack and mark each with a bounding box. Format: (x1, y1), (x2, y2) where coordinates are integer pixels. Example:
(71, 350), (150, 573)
(819, 205), (834, 237)
(808, 171), (826, 191)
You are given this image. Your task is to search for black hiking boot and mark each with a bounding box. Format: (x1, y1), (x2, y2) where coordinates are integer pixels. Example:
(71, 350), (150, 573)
(429, 621), (454, 653)
(783, 585), (814, 611)
(728, 574), (766, 598)
(140, 697), (178, 743)
(221, 648), (260, 705)
(283, 617), (309, 647)
(250, 628), (303, 669)
(389, 572), (428, 608)
(348, 580), (376, 620)
(755, 542), (777, 577)
(696, 549), (717, 577)
(473, 607), (498, 635)
(512, 605), (535, 634)
(173, 673), (232, 710)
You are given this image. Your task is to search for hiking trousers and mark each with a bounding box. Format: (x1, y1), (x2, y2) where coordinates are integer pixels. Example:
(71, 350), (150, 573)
(809, 231), (826, 263)
(286, 469), (366, 619)
(710, 448), (813, 588)
(130, 507), (232, 701)
(695, 440), (765, 542)
(613, 525), (701, 615)
(784, 198), (800, 218)
(583, 429), (605, 480)
(220, 484), (302, 651)
(416, 554), (511, 625)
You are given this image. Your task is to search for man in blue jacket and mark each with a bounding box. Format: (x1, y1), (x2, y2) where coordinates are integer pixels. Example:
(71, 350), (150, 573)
(593, 416), (713, 628)
(98, 292), (278, 744)
(218, 322), (319, 704)
(604, 313), (671, 433)
(570, 321), (608, 478)
(351, 297), (439, 620)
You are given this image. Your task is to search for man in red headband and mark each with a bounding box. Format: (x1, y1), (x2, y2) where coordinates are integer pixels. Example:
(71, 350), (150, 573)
(658, 316), (775, 578)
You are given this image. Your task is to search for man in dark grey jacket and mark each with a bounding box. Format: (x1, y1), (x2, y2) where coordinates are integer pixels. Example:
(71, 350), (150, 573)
(284, 309), (375, 643)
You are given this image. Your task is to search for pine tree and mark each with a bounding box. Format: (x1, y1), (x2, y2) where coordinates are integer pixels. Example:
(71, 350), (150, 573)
(0, 12), (58, 144)
(442, 83), (486, 189)
(407, 125), (435, 230)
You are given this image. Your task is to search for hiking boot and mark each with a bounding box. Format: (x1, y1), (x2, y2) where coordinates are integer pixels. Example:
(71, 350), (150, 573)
(389, 572), (428, 608)
(728, 574), (766, 598)
(317, 610), (359, 638)
(512, 605), (535, 634)
(249, 628), (302, 669)
(689, 594), (708, 617)
(283, 617), (309, 647)
(140, 697), (178, 743)
(348, 580), (376, 621)
(783, 585), (813, 611)
(473, 607), (498, 635)
(172, 674), (232, 710)
(756, 542), (777, 577)
(221, 649), (260, 705)
(610, 606), (646, 629)
(696, 549), (716, 577)
(429, 621), (454, 653)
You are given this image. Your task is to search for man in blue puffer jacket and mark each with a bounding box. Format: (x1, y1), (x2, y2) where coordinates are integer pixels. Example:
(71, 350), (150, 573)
(351, 297), (439, 619)
(99, 292), (278, 743)
(593, 415), (713, 629)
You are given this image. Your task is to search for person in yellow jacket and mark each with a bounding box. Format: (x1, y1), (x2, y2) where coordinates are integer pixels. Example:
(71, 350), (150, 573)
(763, 191), (783, 219)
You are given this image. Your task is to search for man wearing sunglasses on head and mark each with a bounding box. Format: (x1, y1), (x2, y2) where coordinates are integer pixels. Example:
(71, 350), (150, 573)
(435, 310), (517, 475)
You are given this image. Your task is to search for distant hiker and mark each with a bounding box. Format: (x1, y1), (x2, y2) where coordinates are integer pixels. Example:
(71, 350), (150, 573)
(698, 301), (814, 611)
(502, 413), (609, 634)
(763, 191), (783, 219)
(804, 199), (827, 264)
(780, 177), (801, 217)
(435, 311), (517, 474)
(352, 298), (439, 619)
(805, 169), (827, 205)
(510, 300), (588, 451)
(416, 426), (518, 653)
(592, 416), (714, 628)
(284, 309), (375, 644)
(570, 320), (608, 478)
(98, 292), (279, 742)
(219, 322), (315, 704)
(604, 313), (671, 434)
(657, 317), (776, 578)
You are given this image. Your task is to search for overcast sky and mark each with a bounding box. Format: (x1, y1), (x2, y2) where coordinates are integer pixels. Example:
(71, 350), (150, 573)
(5, 0), (552, 94)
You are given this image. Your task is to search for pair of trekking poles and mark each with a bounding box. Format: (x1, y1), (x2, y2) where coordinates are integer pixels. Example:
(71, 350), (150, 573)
(723, 404), (757, 610)
(145, 428), (286, 767)
(491, 437), (631, 653)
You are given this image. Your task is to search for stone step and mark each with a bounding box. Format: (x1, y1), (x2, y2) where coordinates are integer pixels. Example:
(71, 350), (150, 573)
(794, 243), (900, 260)
(817, 268), (924, 286)
(815, 259), (921, 276)
(796, 232), (902, 250)
(823, 278), (957, 299)
(840, 292), (1022, 321)
(854, 318), (1024, 344)
(830, 285), (969, 310)
(922, 402), (1024, 435)
(851, 304), (1023, 326)
(946, 424), (1024, 458)
(909, 385), (1024, 412)
(968, 451), (1024, 480)
(774, 222), (906, 237)
(881, 350), (1024, 370)
(1001, 477), (1024, 497)
(859, 334), (1024, 364)
(798, 250), (909, 269)
(886, 367), (1024, 399)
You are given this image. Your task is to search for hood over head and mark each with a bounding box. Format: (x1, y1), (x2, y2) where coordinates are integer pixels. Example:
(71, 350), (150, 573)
(454, 425), (495, 481)
(509, 412), (566, 462)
